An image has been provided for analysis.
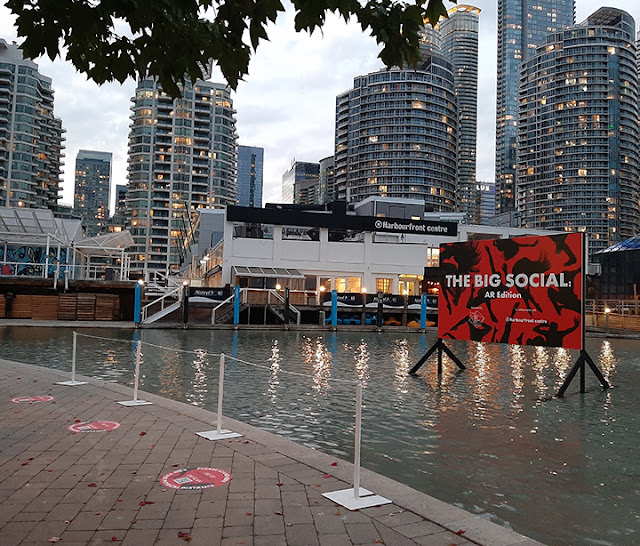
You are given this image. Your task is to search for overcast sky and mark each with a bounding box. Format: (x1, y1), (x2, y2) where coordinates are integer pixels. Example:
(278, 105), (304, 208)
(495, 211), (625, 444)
(1, 1), (639, 210)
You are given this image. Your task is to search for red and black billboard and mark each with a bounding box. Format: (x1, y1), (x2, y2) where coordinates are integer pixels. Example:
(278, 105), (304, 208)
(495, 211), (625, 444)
(438, 233), (583, 350)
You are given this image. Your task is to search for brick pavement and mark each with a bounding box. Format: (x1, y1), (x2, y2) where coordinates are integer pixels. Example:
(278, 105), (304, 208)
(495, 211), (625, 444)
(0, 358), (543, 546)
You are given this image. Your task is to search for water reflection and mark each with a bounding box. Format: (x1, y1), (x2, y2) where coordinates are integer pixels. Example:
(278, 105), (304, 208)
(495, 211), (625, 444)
(393, 339), (410, 395)
(267, 340), (281, 403)
(302, 336), (332, 394)
(510, 345), (525, 412)
(186, 349), (208, 407)
(598, 341), (617, 382)
(552, 348), (571, 390)
(354, 340), (370, 386)
(533, 346), (549, 398)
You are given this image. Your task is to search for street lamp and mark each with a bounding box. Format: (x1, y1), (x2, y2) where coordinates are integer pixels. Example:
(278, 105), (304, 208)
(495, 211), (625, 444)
(604, 307), (611, 334)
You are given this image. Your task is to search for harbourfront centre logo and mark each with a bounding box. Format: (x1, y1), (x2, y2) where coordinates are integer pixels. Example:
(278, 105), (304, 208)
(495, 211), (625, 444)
(374, 219), (450, 234)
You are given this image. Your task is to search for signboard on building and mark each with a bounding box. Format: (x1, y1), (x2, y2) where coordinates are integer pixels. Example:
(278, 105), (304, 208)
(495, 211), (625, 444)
(189, 287), (230, 301)
(437, 233), (583, 350)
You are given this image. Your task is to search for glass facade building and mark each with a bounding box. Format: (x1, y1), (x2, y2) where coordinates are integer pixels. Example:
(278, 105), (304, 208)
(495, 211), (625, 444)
(0, 39), (65, 210)
(74, 150), (112, 236)
(334, 56), (458, 211)
(127, 78), (237, 274)
(237, 145), (263, 208)
(281, 161), (320, 205)
(495, 0), (575, 215)
(440, 5), (481, 223)
(517, 8), (639, 255)
(319, 156), (336, 203)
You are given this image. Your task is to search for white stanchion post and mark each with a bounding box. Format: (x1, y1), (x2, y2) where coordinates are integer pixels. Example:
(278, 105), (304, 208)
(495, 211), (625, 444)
(197, 353), (242, 441)
(118, 340), (153, 406)
(323, 383), (391, 510)
(353, 384), (362, 499)
(56, 331), (88, 386)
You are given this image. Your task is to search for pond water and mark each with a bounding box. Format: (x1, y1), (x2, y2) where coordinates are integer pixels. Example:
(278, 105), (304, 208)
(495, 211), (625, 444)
(1, 326), (639, 546)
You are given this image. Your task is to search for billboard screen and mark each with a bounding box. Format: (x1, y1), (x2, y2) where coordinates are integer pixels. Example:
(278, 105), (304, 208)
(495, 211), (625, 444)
(437, 233), (583, 350)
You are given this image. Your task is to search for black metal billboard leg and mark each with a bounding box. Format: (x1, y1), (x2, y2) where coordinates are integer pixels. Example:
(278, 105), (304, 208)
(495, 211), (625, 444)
(409, 339), (466, 375)
(409, 341), (440, 375)
(584, 351), (610, 390)
(557, 350), (609, 397)
(557, 353), (584, 397)
(440, 342), (466, 370)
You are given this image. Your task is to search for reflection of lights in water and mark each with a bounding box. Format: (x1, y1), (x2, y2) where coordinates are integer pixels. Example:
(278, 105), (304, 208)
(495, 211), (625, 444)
(598, 341), (617, 382)
(510, 345), (525, 411)
(354, 340), (370, 386)
(301, 337), (313, 363)
(267, 340), (281, 403)
(311, 338), (332, 394)
(393, 339), (410, 394)
(533, 346), (549, 397)
(186, 348), (208, 407)
(471, 342), (491, 405)
(104, 348), (117, 364)
(552, 348), (571, 387)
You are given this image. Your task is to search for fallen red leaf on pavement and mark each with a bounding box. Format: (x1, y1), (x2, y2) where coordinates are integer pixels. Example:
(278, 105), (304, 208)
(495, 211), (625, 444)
(274, 511), (283, 516)
(47, 538), (60, 543)
(75, 420), (81, 423)
(276, 483), (283, 487)
(139, 501), (155, 506)
(245, 512), (252, 516)
(331, 462), (338, 466)
(111, 537), (117, 541)
(177, 531), (192, 541)
(323, 474), (331, 478)
(139, 432), (147, 436)
(21, 463), (28, 466)
(28, 458), (34, 461)
(455, 530), (466, 535)
(88, 483), (97, 487)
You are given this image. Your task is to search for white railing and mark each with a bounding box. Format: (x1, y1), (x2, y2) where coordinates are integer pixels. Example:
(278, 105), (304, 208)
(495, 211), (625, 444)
(141, 285), (183, 322)
(211, 292), (237, 325)
(0, 261), (127, 281)
(268, 289), (301, 325)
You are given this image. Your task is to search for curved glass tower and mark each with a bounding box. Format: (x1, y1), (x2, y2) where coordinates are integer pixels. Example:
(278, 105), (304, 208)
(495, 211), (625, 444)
(495, 0), (575, 216)
(334, 56), (458, 211)
(517, 8), (639, 254)
(440, 5), (481, 223)
(127, 78), (237, 275)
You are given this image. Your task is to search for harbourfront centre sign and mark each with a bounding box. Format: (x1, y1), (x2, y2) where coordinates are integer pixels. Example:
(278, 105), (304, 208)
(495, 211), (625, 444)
(227, 205), (458, 237)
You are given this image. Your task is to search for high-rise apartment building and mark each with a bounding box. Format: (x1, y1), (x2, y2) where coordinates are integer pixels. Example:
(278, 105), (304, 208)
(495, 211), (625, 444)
(517, 8), (639, 254)
(495, 0), (575, 216)
(334, 57), (458, 210)
(281, 161), (320, 205)
(74, 150), (112, 236)
(319, 156), (336, 203)
(440, 5), (481, 223)
(127, 78), (237, 274)
(0, 39), (65, 210)
(237, 145), (263, 208)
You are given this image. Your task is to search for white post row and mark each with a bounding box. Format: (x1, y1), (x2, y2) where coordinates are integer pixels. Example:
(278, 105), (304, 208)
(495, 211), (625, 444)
(118, 339), (153, 406)
(323, 383), (391, 510)
(197, 353), (242, 441)
(56, 331), (88, 386)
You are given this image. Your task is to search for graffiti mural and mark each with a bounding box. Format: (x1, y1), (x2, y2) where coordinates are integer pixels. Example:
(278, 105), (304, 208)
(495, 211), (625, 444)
(0, 246), (69, 277)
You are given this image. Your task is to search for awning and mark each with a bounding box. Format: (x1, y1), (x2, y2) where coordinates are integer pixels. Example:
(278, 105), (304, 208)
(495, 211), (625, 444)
(232, 266), (306, 279)
(74, 231), (134, 257)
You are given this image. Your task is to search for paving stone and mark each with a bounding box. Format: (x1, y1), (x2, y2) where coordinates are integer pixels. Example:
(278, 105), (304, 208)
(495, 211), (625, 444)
(394, 520), (444, 539)
(285, 522), (320, 546)
(254, 514), (284, 535)
(121, 528), (160, 546)
(345, 522), (382, 544)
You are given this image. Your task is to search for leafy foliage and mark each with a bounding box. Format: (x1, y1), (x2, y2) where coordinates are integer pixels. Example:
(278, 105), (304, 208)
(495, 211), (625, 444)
(6, 0), (453, 97)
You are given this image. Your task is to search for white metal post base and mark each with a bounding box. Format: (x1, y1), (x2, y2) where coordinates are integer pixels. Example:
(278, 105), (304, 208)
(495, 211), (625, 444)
(196, 429), (243, 441)
(323, 488), (391, 510)
(55, 380), (88, 386)
(117, 400), (153, 406)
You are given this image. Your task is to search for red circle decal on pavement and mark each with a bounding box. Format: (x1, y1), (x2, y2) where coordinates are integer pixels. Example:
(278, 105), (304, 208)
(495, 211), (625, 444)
(11, 395), (54, 404)
(160, 467), (231, 490)
(68, 421), (121, 433)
